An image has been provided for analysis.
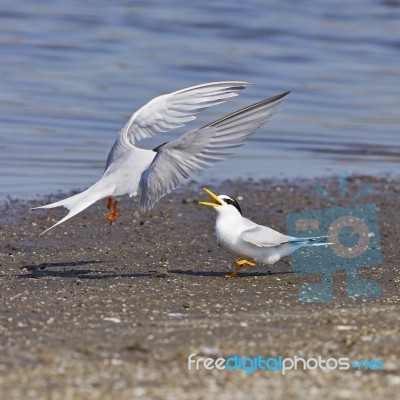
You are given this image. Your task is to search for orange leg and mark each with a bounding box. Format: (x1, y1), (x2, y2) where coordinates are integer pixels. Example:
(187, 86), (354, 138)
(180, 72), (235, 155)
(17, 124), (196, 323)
(106, 197), (113, 210)
(106, 198), (118, 224)
(225, 259), (257, 279)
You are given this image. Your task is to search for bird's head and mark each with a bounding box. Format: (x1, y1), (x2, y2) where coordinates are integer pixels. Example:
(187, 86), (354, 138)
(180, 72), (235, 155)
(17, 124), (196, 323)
(199, 187), (242, 217)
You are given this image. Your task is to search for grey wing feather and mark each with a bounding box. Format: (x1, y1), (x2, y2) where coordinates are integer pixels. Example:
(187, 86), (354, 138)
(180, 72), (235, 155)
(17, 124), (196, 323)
(120, 81), (252, 145)
(240, 225), (291, 247)
(139, 91), (290, 212)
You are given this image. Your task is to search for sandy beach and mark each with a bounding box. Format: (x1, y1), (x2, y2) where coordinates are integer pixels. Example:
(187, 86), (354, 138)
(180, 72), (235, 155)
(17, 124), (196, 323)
(0, 176), (399, 399)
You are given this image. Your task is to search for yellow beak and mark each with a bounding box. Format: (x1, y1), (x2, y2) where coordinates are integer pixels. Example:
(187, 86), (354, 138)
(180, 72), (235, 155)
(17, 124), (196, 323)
(198, 187), (223, 207)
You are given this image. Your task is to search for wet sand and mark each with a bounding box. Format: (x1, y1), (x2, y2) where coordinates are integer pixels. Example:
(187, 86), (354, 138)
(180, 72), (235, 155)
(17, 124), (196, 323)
(0, 176), (399, 399)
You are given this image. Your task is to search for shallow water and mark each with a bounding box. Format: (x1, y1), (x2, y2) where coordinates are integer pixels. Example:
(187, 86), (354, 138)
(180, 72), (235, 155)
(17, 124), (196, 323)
(0, 0), (399, 200)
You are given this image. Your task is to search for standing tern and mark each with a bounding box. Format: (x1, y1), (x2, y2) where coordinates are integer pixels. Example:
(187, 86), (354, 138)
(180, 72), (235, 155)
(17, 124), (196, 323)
(199, 188), (330, 278)
(32, 82), (289, 234)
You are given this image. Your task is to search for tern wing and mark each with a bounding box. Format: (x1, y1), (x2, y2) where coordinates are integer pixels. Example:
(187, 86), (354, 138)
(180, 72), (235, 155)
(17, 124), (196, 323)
(138, 91), (290, 212)
(240, 225), (291, 248)
(120, 81), (251, 146)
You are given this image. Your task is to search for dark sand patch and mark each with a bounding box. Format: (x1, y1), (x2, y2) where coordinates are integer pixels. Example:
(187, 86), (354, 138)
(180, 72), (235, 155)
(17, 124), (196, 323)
(0, 176), (399, 399)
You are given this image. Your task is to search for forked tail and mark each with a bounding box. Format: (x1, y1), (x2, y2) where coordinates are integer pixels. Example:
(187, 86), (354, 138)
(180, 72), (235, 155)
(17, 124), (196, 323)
(290, 235), (333, 249)
(31, 183), (113, 235)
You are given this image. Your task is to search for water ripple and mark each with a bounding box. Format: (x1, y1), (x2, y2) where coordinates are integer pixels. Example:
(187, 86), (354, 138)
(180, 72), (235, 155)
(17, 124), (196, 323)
(0, 0), (399, 200)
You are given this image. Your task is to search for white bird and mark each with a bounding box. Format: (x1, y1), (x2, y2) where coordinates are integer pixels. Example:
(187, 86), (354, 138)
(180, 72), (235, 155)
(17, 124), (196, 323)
(199, 188), (330, 278)
(32, 82), (289, 234)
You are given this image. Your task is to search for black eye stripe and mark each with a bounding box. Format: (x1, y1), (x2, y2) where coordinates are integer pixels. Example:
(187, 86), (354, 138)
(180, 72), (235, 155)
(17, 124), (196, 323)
(221, 197), (242, 215)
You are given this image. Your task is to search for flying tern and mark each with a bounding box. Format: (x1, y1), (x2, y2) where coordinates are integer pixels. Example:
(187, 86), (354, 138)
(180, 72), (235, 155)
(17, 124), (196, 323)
(199, 188), (330, 278)
(32, 82), (289, 234)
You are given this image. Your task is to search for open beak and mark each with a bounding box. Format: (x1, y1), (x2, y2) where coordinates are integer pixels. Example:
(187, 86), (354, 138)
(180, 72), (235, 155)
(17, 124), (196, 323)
(199, 187), (223, 207)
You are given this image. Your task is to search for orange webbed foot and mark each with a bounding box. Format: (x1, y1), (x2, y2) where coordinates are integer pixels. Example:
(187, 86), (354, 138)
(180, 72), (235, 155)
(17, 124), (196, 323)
(106, 198), (118, 224)
(224, 259), (256, 279)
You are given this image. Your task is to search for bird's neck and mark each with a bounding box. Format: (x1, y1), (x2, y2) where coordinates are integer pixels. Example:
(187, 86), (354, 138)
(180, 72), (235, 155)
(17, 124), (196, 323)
(215, 212), (242, 227)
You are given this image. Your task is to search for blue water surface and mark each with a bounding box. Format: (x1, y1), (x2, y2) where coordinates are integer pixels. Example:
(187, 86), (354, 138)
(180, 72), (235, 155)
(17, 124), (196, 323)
(0, 0), (399, 200)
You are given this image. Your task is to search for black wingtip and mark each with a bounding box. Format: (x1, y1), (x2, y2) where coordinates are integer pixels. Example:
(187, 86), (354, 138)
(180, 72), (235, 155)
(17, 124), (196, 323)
(152, 141), (169, 152)
(271, 90), (291, 102)
(205, 90), (290, 129)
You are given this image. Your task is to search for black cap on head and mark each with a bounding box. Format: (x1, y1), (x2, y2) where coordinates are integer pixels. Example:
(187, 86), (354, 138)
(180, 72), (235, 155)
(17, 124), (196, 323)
(220, 195), (242, 215)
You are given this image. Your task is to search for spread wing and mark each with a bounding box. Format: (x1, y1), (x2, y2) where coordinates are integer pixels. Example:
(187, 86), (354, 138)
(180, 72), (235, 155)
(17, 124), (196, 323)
(119, 81), (251, 146)
(138, 91), (290, 212)
(240, 225), (291, 247)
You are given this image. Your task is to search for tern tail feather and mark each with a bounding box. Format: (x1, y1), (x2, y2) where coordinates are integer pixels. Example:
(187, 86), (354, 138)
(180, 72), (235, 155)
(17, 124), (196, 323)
(31, 182), (114, 235)
(287, 235), (333, 255)
(289, 235), (330, 245)
(270, 236), (332, 263)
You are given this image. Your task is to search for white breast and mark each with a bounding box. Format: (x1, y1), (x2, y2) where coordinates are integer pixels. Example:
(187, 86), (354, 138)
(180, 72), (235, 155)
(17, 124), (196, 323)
(215, 214), (285, 265)
(215, 215), (251, 258)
